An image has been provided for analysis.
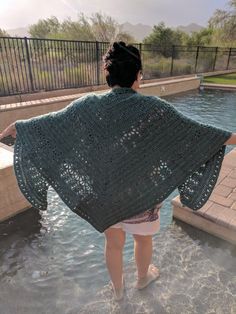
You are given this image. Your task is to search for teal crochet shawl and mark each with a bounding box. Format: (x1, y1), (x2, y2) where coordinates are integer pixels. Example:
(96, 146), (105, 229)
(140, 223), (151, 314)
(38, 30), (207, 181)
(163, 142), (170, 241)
(14, 87), (232, 232)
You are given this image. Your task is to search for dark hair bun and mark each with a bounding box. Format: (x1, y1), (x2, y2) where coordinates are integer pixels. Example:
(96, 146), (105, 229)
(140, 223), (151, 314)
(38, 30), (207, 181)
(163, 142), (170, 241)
(103, 41), (142, 88)
(113, 41), (126, 52)
(105, 41), (130, 61)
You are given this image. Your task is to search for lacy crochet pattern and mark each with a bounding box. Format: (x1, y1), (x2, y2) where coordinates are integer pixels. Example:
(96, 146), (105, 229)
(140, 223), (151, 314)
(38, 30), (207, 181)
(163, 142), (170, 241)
(14, 87), (232, 232)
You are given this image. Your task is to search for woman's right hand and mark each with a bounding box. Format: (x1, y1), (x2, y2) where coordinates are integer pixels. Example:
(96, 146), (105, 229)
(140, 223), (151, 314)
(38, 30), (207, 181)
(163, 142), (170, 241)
(0, 122), (17, 140)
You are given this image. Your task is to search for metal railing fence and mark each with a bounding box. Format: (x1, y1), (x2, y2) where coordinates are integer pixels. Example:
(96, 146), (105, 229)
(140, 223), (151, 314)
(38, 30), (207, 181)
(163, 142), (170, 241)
(0, 37), (236, 96)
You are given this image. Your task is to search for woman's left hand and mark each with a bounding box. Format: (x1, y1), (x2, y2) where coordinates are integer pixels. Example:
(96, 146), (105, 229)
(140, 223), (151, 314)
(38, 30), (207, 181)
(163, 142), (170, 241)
(0, 122), (17, 140)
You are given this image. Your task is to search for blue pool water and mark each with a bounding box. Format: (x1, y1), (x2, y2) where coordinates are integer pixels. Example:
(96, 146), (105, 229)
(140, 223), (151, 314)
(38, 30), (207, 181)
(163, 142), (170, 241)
(0, 88), (236, 313)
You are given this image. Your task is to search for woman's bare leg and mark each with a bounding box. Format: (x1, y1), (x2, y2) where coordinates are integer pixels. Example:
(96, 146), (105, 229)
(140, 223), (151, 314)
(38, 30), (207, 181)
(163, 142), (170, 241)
(104, 227), (126, 297)
(133, 234), (153, 278)
(133, 234), (159, 289)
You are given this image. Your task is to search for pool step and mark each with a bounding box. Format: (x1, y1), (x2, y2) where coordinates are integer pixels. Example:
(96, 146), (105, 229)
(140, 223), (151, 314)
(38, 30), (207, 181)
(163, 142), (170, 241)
(172, 148), (236, 245)
(0, 143), (31, 221)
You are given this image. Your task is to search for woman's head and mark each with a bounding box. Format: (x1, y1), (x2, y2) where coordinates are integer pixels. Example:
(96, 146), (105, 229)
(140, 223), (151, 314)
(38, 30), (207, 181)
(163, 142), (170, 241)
(103, 41), (142, 88)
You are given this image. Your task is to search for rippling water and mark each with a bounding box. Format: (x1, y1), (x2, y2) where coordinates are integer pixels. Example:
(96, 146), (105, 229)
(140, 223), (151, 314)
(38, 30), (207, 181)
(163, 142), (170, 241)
(0, 88), (236, 313)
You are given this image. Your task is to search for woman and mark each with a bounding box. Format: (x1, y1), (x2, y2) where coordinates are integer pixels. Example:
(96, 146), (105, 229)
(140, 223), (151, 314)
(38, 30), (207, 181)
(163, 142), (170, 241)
(101, 43), (164, 300)
(0, 41), (235, 301)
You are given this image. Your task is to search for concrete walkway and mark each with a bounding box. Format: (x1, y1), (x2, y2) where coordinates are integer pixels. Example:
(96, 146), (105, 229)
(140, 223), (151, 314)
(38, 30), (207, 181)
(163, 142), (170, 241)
(172, 148), (236, 245)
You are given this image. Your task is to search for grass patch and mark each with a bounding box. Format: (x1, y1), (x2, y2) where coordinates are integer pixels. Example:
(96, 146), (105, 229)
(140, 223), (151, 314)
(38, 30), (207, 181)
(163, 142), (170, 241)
(203, 73), (236, 85)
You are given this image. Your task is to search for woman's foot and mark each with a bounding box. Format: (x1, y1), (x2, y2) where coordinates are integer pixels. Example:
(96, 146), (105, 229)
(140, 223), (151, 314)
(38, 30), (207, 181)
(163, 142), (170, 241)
(110, 278), (125, 301)
(135, 264), (160, 290)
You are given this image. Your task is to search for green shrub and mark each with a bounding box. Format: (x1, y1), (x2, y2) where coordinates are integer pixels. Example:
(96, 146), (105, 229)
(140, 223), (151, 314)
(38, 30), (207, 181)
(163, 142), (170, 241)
(143, 57), (171, 78)
(172, 60), (193, 75)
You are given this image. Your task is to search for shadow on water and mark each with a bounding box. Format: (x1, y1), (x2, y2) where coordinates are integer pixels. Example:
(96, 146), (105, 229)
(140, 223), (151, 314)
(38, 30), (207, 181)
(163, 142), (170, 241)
(174, 218), (236, 271)
(0, 207), (42, 243)
(0, 208), (43, 283)
(173, 218), (236, 251)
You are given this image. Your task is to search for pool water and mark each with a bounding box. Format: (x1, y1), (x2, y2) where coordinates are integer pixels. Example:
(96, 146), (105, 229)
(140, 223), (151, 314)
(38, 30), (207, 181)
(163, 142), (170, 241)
(0, 88), (236, 313)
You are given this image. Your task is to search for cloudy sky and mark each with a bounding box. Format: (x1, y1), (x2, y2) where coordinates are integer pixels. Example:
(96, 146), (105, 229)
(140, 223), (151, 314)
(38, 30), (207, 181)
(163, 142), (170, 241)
(0, 0), (230, 30)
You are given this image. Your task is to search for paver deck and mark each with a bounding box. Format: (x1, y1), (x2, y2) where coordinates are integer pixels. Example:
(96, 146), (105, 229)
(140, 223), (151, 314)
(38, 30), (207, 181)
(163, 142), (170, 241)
(172, 148), (236, 245)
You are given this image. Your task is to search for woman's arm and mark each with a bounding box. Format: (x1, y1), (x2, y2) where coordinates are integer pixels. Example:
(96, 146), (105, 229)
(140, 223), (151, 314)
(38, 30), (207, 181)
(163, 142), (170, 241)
(224, 133), (236, 145)
(0, 122), (16, 140)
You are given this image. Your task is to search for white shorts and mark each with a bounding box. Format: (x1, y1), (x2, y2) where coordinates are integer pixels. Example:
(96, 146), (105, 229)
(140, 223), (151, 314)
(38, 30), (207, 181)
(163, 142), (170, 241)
(110, 202), (162, 236)
(111, 218), (160, 235)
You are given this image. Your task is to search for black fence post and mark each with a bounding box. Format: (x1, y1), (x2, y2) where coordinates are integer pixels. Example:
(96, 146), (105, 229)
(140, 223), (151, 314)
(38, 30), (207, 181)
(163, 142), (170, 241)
(226, 47), (232, 70)
(212, 47), (218, 72)
(170, 45), (175, 76)
(96, 41), (100, 85)
(24, 37), (34, 92)
(139, 43), (143, 77)
(194, 46), (200, 73)
(139, 43), (142, 57)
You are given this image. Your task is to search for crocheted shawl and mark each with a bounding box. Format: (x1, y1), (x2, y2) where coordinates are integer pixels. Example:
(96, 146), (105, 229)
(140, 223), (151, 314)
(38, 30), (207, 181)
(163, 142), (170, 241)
(14, 87), (232, 232)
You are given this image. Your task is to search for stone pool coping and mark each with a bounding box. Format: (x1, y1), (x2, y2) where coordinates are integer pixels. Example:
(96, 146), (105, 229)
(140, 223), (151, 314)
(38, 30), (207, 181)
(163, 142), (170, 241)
(201, 83), (236, 91)
(172, 148), (236, 245)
